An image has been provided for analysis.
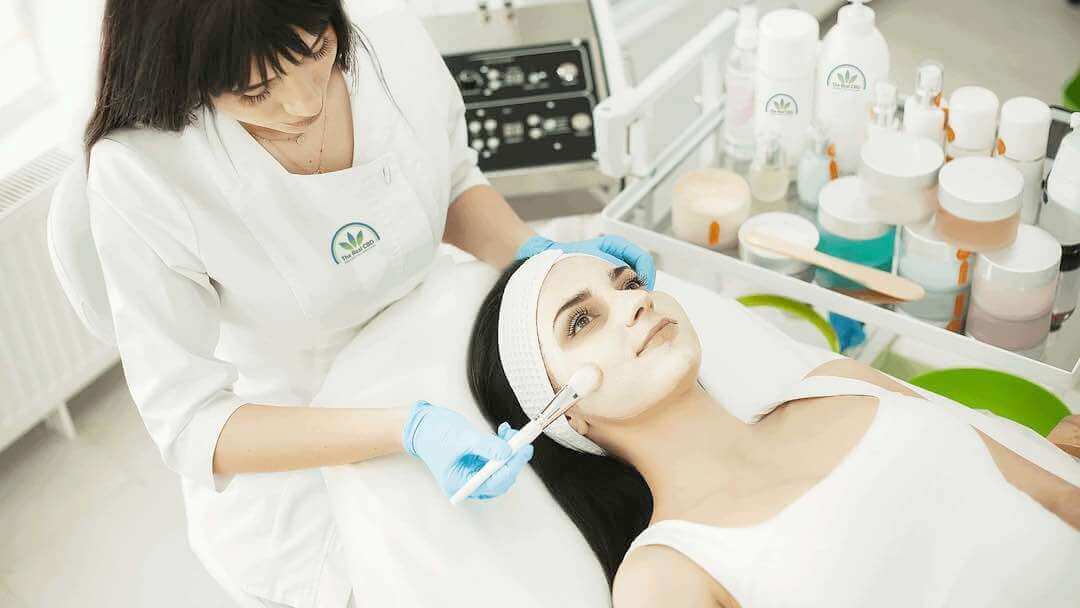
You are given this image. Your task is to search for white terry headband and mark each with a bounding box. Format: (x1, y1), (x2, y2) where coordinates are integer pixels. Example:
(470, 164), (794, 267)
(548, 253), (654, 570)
(498, 249), (607, 456)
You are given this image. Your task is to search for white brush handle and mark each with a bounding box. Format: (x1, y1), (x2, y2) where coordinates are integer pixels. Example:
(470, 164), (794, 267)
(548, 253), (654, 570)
(449, 421), (541, 505)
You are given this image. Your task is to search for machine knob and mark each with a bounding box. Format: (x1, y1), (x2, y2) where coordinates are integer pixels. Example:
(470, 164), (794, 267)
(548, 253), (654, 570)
(556, 62), (580, 83)
(571, 112), (593, 132)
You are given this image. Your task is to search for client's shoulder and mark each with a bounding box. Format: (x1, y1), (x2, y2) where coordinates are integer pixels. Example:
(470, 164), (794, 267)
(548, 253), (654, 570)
(614, 542), (735, 607)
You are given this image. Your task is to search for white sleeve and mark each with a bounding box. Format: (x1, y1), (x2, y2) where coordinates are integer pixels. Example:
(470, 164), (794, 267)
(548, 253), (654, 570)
(444, 68), (489, 204)
(87, 139), (245, 492)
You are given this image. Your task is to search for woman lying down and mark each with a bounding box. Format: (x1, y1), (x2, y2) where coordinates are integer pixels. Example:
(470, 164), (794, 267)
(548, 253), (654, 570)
(468, 249), (1080, 608)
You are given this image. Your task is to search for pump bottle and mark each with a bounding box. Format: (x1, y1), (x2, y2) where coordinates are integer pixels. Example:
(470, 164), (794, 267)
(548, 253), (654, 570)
(814, 0), (890, 174)
(903, 61), (947, 147)
(755, 9), (819, 168)
(723, 4), (759, 164)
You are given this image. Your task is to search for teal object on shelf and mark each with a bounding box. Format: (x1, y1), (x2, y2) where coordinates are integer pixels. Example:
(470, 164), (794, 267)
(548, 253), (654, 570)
(909, 368), (1070, 437)
(815, 227), (896, 290)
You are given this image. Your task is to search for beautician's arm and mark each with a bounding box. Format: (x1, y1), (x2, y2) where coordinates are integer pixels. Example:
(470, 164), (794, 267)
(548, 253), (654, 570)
(212, 405), (412, 475)
(442, 185), (534, 268)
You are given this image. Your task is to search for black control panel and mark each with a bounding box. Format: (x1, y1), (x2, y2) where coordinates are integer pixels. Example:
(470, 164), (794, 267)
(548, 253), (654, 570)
(444, 41), (599, 172)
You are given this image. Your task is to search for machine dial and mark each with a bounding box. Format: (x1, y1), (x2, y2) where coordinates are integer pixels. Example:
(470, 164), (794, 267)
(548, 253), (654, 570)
(556, 62), (580, 84)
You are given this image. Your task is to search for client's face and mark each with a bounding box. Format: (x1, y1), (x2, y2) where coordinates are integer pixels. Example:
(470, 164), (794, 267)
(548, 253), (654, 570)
(536, 256), (701, 424)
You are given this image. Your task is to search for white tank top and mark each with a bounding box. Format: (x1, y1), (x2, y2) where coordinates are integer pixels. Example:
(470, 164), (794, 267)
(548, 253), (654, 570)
(628, 376), (1080, 608)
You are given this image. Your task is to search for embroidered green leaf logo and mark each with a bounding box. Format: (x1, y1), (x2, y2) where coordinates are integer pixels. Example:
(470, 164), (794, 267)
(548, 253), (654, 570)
(340, 242), (354, 251)
(348, 232), (358, 247)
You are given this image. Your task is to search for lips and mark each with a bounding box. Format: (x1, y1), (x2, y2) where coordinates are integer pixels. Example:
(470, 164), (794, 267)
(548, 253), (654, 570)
(636, 318), (676, 356)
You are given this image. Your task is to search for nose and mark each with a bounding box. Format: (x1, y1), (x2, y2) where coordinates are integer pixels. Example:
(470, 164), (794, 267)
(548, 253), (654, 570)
(280, 68), (324, 118)
(623, 289), (654, 327)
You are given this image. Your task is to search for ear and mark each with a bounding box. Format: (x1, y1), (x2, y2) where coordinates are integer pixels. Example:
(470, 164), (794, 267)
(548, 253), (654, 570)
(565, 410), (590, 436)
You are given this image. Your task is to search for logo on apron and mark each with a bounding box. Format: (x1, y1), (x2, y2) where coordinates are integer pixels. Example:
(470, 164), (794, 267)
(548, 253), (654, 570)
(331, 222), (381, 265)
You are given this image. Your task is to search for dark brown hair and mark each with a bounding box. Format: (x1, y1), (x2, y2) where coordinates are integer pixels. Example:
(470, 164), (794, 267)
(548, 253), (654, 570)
(84, 0), (369, 159)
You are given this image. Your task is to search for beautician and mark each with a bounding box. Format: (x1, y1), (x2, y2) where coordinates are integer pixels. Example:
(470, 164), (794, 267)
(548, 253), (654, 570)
(82, 1), (654, 607)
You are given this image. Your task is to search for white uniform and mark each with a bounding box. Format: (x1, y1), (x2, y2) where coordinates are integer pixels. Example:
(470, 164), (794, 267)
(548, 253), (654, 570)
(85, 5), (486, 607)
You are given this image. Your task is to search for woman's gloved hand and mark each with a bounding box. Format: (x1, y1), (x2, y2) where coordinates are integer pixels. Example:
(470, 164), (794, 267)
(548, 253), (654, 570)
(517, 235), (657, 290)
(403, 402), (534, 500)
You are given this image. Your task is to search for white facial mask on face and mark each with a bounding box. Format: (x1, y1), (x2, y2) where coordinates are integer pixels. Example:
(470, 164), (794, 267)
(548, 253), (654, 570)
(498, 250), (608, 456)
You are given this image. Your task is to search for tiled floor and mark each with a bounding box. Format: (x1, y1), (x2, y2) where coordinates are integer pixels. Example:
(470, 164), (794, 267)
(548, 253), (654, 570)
(2, 2), (1078, 607)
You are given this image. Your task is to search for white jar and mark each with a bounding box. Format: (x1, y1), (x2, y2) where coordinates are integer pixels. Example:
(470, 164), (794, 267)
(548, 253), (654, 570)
(945, 86), (1000, 159)
(755, 9), (819, 168)
(672, 169), (753, 250)
(738, 212), (820, 280)
(897, 220), (971, 330)
(814, 0), (890, 174)
(971, 224), (1061, 321)
(936, 157), (1024, 252)
(997, 97), (1051, 224)
(859, 130), (944, 225)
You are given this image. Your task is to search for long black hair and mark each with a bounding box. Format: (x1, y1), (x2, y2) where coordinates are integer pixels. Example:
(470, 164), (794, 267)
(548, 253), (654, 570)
(84, 0), (372, 157)
(467, 261), (654, 587)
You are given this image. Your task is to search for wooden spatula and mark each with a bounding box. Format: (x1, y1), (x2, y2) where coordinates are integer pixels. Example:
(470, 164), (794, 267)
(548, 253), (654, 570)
(742, 230), (926, 302)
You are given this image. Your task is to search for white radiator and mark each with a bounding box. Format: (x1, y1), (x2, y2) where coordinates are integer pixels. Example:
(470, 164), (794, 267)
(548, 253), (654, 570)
(0, 149), (118, 451)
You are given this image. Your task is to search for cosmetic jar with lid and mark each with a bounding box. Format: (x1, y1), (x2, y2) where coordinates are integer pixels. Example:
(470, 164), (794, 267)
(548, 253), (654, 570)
(897, 220), (971, 330)
(997, 96), (1051, 224)
(672, 169), (753, 250)
(859, 130), (944, 225)
(738, 212), (821, 281)
(815, 176), (896, 290)
(936, 157), (1024, 252)
(967, 225), (1061, 353)
(945, 86), (1000, 159)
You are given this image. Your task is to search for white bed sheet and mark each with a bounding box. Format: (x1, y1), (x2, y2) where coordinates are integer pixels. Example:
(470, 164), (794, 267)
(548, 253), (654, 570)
(314, 256), (1079, 607)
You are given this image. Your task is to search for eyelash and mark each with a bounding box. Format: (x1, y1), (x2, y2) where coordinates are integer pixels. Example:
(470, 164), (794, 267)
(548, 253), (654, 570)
(239, 36), (335, 106)
(564, 276), (644, 337)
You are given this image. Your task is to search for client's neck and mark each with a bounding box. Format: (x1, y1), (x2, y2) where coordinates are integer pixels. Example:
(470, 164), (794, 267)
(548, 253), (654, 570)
(598, 382), (760, 521)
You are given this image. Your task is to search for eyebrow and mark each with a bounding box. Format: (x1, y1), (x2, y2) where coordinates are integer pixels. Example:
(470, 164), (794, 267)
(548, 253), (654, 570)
(549, 267), (635, 330)
(238, 30), (328, 93)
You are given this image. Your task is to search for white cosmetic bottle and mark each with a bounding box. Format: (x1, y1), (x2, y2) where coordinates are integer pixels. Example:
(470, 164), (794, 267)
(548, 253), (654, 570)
(755, 9), (819, 168)
(996, 97), (1051, 225)
(814, 0), (890, 174)
(903, 61), (947, 147)
(1038, 112), (1080, 328)
(865, 81), (899, 143)
(722, 4), (759, 165)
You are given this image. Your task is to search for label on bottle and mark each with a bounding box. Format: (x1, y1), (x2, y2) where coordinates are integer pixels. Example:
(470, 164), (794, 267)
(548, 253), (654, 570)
(764, 93), (799, 116)
(825, 64), (867, 92)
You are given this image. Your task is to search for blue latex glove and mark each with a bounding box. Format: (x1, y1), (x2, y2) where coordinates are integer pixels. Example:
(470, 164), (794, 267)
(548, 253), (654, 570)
(402, 402), (534, 500)
(516, 235), (657, 290)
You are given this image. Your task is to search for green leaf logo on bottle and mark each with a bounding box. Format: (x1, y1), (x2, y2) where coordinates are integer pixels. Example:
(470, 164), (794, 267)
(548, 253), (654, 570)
(765, 93), (799, 116)
(826, 64), (867, 91)
(331, 222), (381, 265)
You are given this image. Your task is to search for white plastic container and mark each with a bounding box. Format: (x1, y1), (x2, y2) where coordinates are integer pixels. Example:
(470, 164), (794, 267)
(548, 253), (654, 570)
(738, 212), (820, 281)
(945, 86), (1000, 159)
(996, 97), (1051, 224)
(1039, 112), (1080, 327)
(814, 0), (890, 174)
(968, 225), (1060, 352)
(671, 169), (753, 250)
(902, 61), (946, 147)
(897, 220), (972, 331)
(722, 4), (759, 162)
(859, 130), (944, 225)
(755, 9), (820, 168)
(936, 157), (1024, 252)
